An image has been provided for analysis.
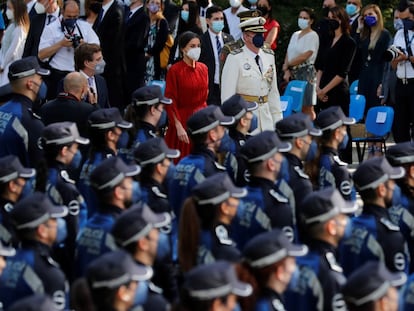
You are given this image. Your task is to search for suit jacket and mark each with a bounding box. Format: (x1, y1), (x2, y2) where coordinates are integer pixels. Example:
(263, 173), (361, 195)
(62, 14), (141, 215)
(28, 5), (38, 21)
(23, 13), (46, 57)
(94, 74), (110, 108)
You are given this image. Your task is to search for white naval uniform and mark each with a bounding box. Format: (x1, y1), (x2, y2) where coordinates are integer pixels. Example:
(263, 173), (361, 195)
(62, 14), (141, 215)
(221, 45), (282, 132)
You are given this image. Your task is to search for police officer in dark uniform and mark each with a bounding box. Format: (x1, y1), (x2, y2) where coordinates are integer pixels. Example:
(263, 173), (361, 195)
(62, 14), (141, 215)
(285, 188), (358, 311)
(341, 157), (410, 276)
(314, 106), (356, 201)
(221, 94), (258, 186)
(0, 57), (50, 167)
(8, 293), (60, 311)
(36, 122), (89, 280)
(78, 108), (133, 217)
(168, 106), (234, 260)
(0, 156), (35, 247)
(275, 112), (322, 219)
(233, 131), (294, 249)
(75, 156), (140, 278)
(0, 192), (69, 310)
(111, 203), (173, 307)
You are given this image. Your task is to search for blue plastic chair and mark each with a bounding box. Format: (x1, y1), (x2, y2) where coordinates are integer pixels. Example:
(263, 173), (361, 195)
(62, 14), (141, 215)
(283, 80), (307, 113)
(349, 94), (366, 123)
(350, 80), (359, 95)
(280, 95), (293, 118)
(352, 106), (394, 162)
(148, 80), (166, 95)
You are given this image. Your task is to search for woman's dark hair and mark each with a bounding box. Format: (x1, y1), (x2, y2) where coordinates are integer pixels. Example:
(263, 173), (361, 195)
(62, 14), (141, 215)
(258, 0), (272, 19)
(178, 30), (200, 52)
(10, 0), (29, 31)
(300, 7), (316, 27)
(329, 6), (351, 35)
(70, 278), (96, 311)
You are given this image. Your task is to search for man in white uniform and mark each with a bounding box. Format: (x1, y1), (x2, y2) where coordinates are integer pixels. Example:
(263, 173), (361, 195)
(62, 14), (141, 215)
(221, 11), (282, 132)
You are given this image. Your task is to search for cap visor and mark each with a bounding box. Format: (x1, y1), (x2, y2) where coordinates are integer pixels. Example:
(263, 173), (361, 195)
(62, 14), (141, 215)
(390, 166), (406, 179)
(124, 164), (141, 177)
(75, 137), (90, 145)
(50, 205), (68, 218)
(36, 68), (50, 76)
(309, 128), (322, 137)
(0, 245), (16, 257)
(343, 117), (356, 125)
(117, 120), (133, 129)
(339, 201), (359, 214)
(278, 141), (292, 153)
(245, 101), (259, 111)
(130, 264), (154, 282)
(142, 204), (171, 228)
(19, 167), (36, 179)
(287, 244), (308, 257)
(166, 148), (180, 159)
(161, 97), (172, 105)
(232, 280), (253, 297)
(389, 271), (407, 287)
(230, 186), (248, 199)
(219, 116), (235, 126)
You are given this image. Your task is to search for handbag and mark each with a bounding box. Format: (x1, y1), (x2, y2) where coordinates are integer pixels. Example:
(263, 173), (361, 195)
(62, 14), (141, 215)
(160, 33), (174, 69)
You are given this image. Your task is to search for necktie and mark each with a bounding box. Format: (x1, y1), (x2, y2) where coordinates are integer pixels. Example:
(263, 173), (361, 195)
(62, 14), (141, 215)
(96, 8), (104, 26)
(255, 55), (262, 73)
(216, 35), (222, 57)
(47, 14), (55, 25)
(200, 8), (205, 17)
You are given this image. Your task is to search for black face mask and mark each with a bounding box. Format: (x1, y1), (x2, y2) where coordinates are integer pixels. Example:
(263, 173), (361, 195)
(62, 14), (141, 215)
(89, 2), (102, 14)
(328, 19), (340, 30)
(257, 6), (268, 15)
(322, 7), (329, 17)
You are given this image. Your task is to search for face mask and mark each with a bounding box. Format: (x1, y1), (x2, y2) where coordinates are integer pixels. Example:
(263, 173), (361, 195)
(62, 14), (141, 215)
(394, 18), (404, 31)
(134, 281), (149, 306)
(186, 47), (201, 61)
(63, 18), (77, 30)
(247, 0), (257, 4)
(20, 177), (35, 200)
(298, 18), (309, 30)
(34, 2), (46, 14)
(403, 18), (414, 30)
(95, 59), (106, 75)
(211, 20), (224, 33)
(229, 0), (240, 8)
(124, 0), (131, 6)
(89, 2), (102, 14)
(305, 140), (317, 161)
(55, 218), (68, 245)
(218, 131), (233, 153)
(252, 33), (264, 48)
(322, 7), (329, 17)
(248, 113), (258, 133)
(132, 180), (141, 204)
(37, 81), (48, 102)
(155, 232), (171, 261)
(328, 19), (340, 30)
(70, 150), (82, 170)
(364, 15), (377, 27)
(157, 109), (167, 129)
(257, 6), (268, 15)
(341, 217), (353, 240)
(287, 266), (301, 291)
(181, 10), (189, 22)
(148, 3), (159, 13)
(345, 3), (357, 16)
(339, 131), (349, 150)
(6, 9), (13, 20)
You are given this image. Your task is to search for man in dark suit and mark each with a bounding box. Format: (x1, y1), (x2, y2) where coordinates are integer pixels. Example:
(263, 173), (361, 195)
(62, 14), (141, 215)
(123, 0), (149, 104)
(22, 0), (60, 58)
(199, 5), (233, 106)
(74, 43), (110, 108)
(93, 0), (126, 110)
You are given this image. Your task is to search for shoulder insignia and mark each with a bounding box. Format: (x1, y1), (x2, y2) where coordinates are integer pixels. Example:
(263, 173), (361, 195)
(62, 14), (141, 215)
(262, 47), (274, 55)
(380, 217), (400, 231)
(325, 252), (343, 273)
(149, 281), (164, 294)
(333, 156), (348, 166)
(339, 180), (352, 196)
(60, 170), (75, 184)
(332, 293), (347, 311)
(230, 48), (243, 55)
(68, 200), (80, 216)
(46, 255), (60, 267)
(3, 202), (13, 213)
(28, 108), (41, 120)
(294, 166), (309, 179)
(269, 189), (288, 203)
(214, 161), (226, 171)
(151, 186), (167, 198)
(215, 225), (233, 245)
(148, 130), (157, 138)
(272, 298), (286, 311)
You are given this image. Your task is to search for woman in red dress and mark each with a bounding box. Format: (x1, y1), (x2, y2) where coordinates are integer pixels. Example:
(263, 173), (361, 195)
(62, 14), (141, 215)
(257, 0), (280, 50)
(165, 31), (208, 161)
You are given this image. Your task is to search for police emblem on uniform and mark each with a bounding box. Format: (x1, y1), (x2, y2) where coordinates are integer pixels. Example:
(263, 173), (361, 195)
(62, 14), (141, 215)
(243, 63), (251, 70)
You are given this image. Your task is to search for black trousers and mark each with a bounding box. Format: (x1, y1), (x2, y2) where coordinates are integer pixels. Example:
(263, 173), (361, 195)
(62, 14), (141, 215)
(393, 78), (414, 143)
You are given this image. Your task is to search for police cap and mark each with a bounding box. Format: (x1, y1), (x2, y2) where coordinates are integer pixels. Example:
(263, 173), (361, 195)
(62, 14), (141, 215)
(187, 106), (234, 135)
(386, 141), (414, 165)
(240, 131), (291, 163)
(90, 156), (141, 191)
(8, 294), (58, 311)
(342, 261), (406, 307)
(221, 94), (258, 120)
(87, 250), (153, 289)
(134, 137), (180, 167)
(276, 112), (322, 139)
(131, 85), (172, 106)
(89, 108), (132, 130)
(315, 106), (355, 131)
(192, 172), (247, 206)
(237, 9), (261, 21)
(353, 157), (405, 191)
(8, 56), (50, 81)
(10, 192), (68, 230)
(243, 229), (308, 268)
(111, 202), (171, 247)
(183, 261), (252, 300)
(41, 122), (89, 146)
(0, 155), (35, 183)
(299, 188), (358, 225)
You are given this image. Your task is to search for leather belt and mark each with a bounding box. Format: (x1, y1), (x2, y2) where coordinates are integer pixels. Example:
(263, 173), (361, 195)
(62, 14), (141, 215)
(239, 94), (268, 104)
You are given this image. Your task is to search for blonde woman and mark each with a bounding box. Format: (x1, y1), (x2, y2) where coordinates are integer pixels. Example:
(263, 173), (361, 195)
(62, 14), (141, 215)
(0, 0), (29, 86)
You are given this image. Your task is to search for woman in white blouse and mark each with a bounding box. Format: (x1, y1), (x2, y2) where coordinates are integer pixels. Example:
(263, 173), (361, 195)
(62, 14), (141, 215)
(0, 0), (29, 86)
(282, 7), (319, 119)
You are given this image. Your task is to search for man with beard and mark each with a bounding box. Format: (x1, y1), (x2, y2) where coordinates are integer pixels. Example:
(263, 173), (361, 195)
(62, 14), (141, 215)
(74, 156), (141, 277)
(340, 157), (410, 276)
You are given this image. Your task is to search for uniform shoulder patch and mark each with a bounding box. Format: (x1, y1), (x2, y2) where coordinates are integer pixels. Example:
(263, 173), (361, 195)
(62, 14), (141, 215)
(230, 48), (243, 55)
(262, 48), (274, 55)
(214, 161), (226, 171)
(380, 217), (400, 231)
(325, 252), (343, 273)
(272, 298), (286, 311)
(215, 225), (233, 245)
(28, 108), (41, 120)
(151, 186), (167, 198)
(333, 155), (348, 166)
(60, 170), (75, 184)
(294, 166), (309, 179)
(269, 189), (289, 203)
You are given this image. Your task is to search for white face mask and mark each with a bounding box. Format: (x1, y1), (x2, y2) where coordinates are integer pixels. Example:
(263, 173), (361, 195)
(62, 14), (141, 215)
(6, 9), (13, 20)
(229, 0), (241, 8)
(186, 47), (201, 61)
(298, 18), (309, 30)
(34, 2), (46, 14)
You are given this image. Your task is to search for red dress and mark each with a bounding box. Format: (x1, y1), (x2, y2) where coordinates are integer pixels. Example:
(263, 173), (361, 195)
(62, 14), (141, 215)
(263, 18), (280, 50)
(165, 60), (208, 161)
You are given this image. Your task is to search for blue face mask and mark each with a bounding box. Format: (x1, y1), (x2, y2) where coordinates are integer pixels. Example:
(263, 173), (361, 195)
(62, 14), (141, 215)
(218, 131), (233, 153)
(134, 281), (149, 306)
(181, 10), (189, 22)
(339, 132), (349, 150)
(20, 176), (35, 200)
(155, 232), (171, 261)
(63, 18), (77, 30)
(37, 81), (47, 101)
(252, 33), (264, 48)
(70, 150), (82, 170)
(287, 266), (301, 291)
(211, 20), (224, 33)
(394, 18), (404, 31)
(342, 217), (353, 240)
(248, 113), (258, 133)
(345, 3), (357, 16)
(247, 0), (257, 4)
(305, 140), (318, 161)
(403, 18), (414, 30)
(157, 109), (167, 129)
(55, 218), (68, 245)
(364, 15), (377, 27)
(132, 180), (141, 204)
